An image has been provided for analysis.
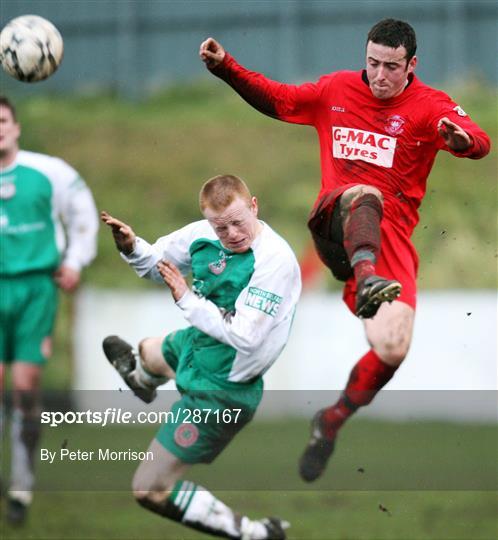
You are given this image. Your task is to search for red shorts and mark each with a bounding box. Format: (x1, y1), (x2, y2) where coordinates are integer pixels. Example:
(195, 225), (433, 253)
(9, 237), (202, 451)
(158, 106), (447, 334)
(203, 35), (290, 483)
(308, 185), (418, 313)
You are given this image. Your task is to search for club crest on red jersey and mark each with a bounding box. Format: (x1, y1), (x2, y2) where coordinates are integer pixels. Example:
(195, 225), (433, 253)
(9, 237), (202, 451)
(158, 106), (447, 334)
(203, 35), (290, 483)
(384, 115), (405, 136)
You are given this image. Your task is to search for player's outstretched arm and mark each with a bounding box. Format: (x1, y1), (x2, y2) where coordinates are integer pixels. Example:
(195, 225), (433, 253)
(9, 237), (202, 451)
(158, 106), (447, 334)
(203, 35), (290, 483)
(437, 117), (472, 153)
(199, 36), (318, 125)
(101, 210), (136, 255)
(199, 37), (225, 69)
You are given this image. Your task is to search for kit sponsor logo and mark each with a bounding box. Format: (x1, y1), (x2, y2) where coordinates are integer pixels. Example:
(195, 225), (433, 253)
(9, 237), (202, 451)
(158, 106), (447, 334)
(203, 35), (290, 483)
(245, 287), (282, 317)
(332, 126), (397, 168)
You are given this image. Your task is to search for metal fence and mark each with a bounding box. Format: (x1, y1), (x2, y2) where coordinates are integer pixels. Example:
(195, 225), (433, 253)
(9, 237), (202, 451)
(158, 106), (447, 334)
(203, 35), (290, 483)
(1, 0), (497, 97)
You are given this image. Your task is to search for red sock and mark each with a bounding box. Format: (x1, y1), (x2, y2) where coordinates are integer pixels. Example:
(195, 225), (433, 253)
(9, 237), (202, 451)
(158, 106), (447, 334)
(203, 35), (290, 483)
(321, 350), (397, 439)
(343, 193), (383, 284)
(353, 259), (376, 284)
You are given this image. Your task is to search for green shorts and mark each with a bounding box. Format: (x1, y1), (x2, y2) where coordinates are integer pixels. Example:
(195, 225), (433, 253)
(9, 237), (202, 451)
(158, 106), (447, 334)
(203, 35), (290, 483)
(0, 273), (58, 364)
(156, 327), (263, 464)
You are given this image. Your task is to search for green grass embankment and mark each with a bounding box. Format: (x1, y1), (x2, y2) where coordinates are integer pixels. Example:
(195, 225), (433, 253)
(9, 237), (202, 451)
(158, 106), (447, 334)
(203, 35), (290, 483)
(18, 82), (497, 290)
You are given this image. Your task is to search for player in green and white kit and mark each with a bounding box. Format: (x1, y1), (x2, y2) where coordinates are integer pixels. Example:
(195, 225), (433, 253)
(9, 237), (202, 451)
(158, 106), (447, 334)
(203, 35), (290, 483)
(102, 175), (301, 540)
(0, 97), (98, 524)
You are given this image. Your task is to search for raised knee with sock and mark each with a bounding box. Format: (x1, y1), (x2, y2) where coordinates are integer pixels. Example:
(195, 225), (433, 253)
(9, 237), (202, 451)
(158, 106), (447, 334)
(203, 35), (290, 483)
(343, 193), (384, 284)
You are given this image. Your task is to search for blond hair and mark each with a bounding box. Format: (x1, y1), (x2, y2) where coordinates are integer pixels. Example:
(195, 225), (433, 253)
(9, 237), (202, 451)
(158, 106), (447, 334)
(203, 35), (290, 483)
(199, 174), (252, 212)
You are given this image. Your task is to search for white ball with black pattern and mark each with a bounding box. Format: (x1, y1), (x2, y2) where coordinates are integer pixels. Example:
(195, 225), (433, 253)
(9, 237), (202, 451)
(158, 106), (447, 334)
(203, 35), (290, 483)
(0, 15), (63, 82)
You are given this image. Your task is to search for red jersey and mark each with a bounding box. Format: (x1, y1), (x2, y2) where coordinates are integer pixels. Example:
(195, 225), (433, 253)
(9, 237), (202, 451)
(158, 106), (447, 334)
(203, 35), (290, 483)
(212, 54), (490, 237)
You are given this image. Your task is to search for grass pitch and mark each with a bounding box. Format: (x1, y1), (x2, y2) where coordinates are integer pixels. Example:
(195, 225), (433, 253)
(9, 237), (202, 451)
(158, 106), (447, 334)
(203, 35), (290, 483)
(2, 417), (496, 539)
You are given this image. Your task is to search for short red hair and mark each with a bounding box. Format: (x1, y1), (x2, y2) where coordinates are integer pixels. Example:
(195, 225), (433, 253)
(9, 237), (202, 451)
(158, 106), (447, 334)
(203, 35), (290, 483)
(199, 174), (252, 212)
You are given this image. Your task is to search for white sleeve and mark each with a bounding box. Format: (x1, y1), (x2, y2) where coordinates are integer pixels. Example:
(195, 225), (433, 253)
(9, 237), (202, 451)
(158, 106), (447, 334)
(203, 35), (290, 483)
(59, 172), (99, 272)
(176, 253), (300, 355)
(121, 222), (197, 283)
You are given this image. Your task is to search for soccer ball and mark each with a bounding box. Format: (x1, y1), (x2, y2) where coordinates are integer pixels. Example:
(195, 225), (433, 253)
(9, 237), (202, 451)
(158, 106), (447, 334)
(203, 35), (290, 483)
(0, 15), (63, 82)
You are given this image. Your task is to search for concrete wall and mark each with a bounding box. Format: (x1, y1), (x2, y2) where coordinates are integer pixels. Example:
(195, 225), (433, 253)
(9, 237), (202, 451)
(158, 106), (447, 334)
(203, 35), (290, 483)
(73, 288), (497, 421)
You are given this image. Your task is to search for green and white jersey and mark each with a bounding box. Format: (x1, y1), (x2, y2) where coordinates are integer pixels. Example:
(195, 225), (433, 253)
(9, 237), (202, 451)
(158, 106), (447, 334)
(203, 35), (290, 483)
(124, 220), (302, 383)
(0, 150), (98, 276)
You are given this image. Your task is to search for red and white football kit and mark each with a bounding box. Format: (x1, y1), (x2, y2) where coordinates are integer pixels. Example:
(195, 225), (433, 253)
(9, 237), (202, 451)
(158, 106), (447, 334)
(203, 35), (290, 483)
(211, 54), (491, 312)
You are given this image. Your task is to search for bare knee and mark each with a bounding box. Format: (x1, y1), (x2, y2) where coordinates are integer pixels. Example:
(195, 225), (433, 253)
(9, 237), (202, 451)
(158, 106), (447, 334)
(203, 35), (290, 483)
(132, 450), (179, 501)
(12, 363), (42, 393)
(374, 336), (410, 366)
(132, 440), (189, 510)
(138, 338), (163, 374)
(365, 302), (415, 367)
(132, 470), (168, 501)
(340, 185), (383, 213)
(138, 338), (152, 369)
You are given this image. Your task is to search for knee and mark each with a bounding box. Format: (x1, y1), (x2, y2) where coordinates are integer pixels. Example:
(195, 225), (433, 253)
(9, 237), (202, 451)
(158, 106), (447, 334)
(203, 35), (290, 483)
(342, 185), (383, 207)
(361, 185), (382, 200)
(13, 375), (40, 394)
(374, 336), (410, 366)
(132, 474), (155, 507)
(355, 185), (383, 202)
(132, 467), (150, 499)
(340, 186), (384, 225)
(138, 338), (154, 372)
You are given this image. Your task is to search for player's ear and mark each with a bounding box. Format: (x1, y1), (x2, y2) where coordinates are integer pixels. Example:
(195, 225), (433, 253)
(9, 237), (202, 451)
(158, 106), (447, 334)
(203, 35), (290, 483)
(250, 196), (258, 216)
(407, 55), (417, 74)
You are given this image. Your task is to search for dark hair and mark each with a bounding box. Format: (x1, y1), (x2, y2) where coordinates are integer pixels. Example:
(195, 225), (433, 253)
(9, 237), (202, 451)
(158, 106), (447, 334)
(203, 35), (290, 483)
(367, 19), (417, 62)
(0, 96), (17, 121)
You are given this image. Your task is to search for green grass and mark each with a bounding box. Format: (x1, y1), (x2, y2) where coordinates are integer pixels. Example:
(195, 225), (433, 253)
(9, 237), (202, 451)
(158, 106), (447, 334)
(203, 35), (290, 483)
(15, 82), (497, 291)
(2, 490), (497, 540)
(2, 418), (497, 539)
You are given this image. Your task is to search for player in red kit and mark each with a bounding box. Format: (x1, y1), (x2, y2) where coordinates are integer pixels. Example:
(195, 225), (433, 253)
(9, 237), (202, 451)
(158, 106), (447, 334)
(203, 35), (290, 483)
(199, 19), (491, 482)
